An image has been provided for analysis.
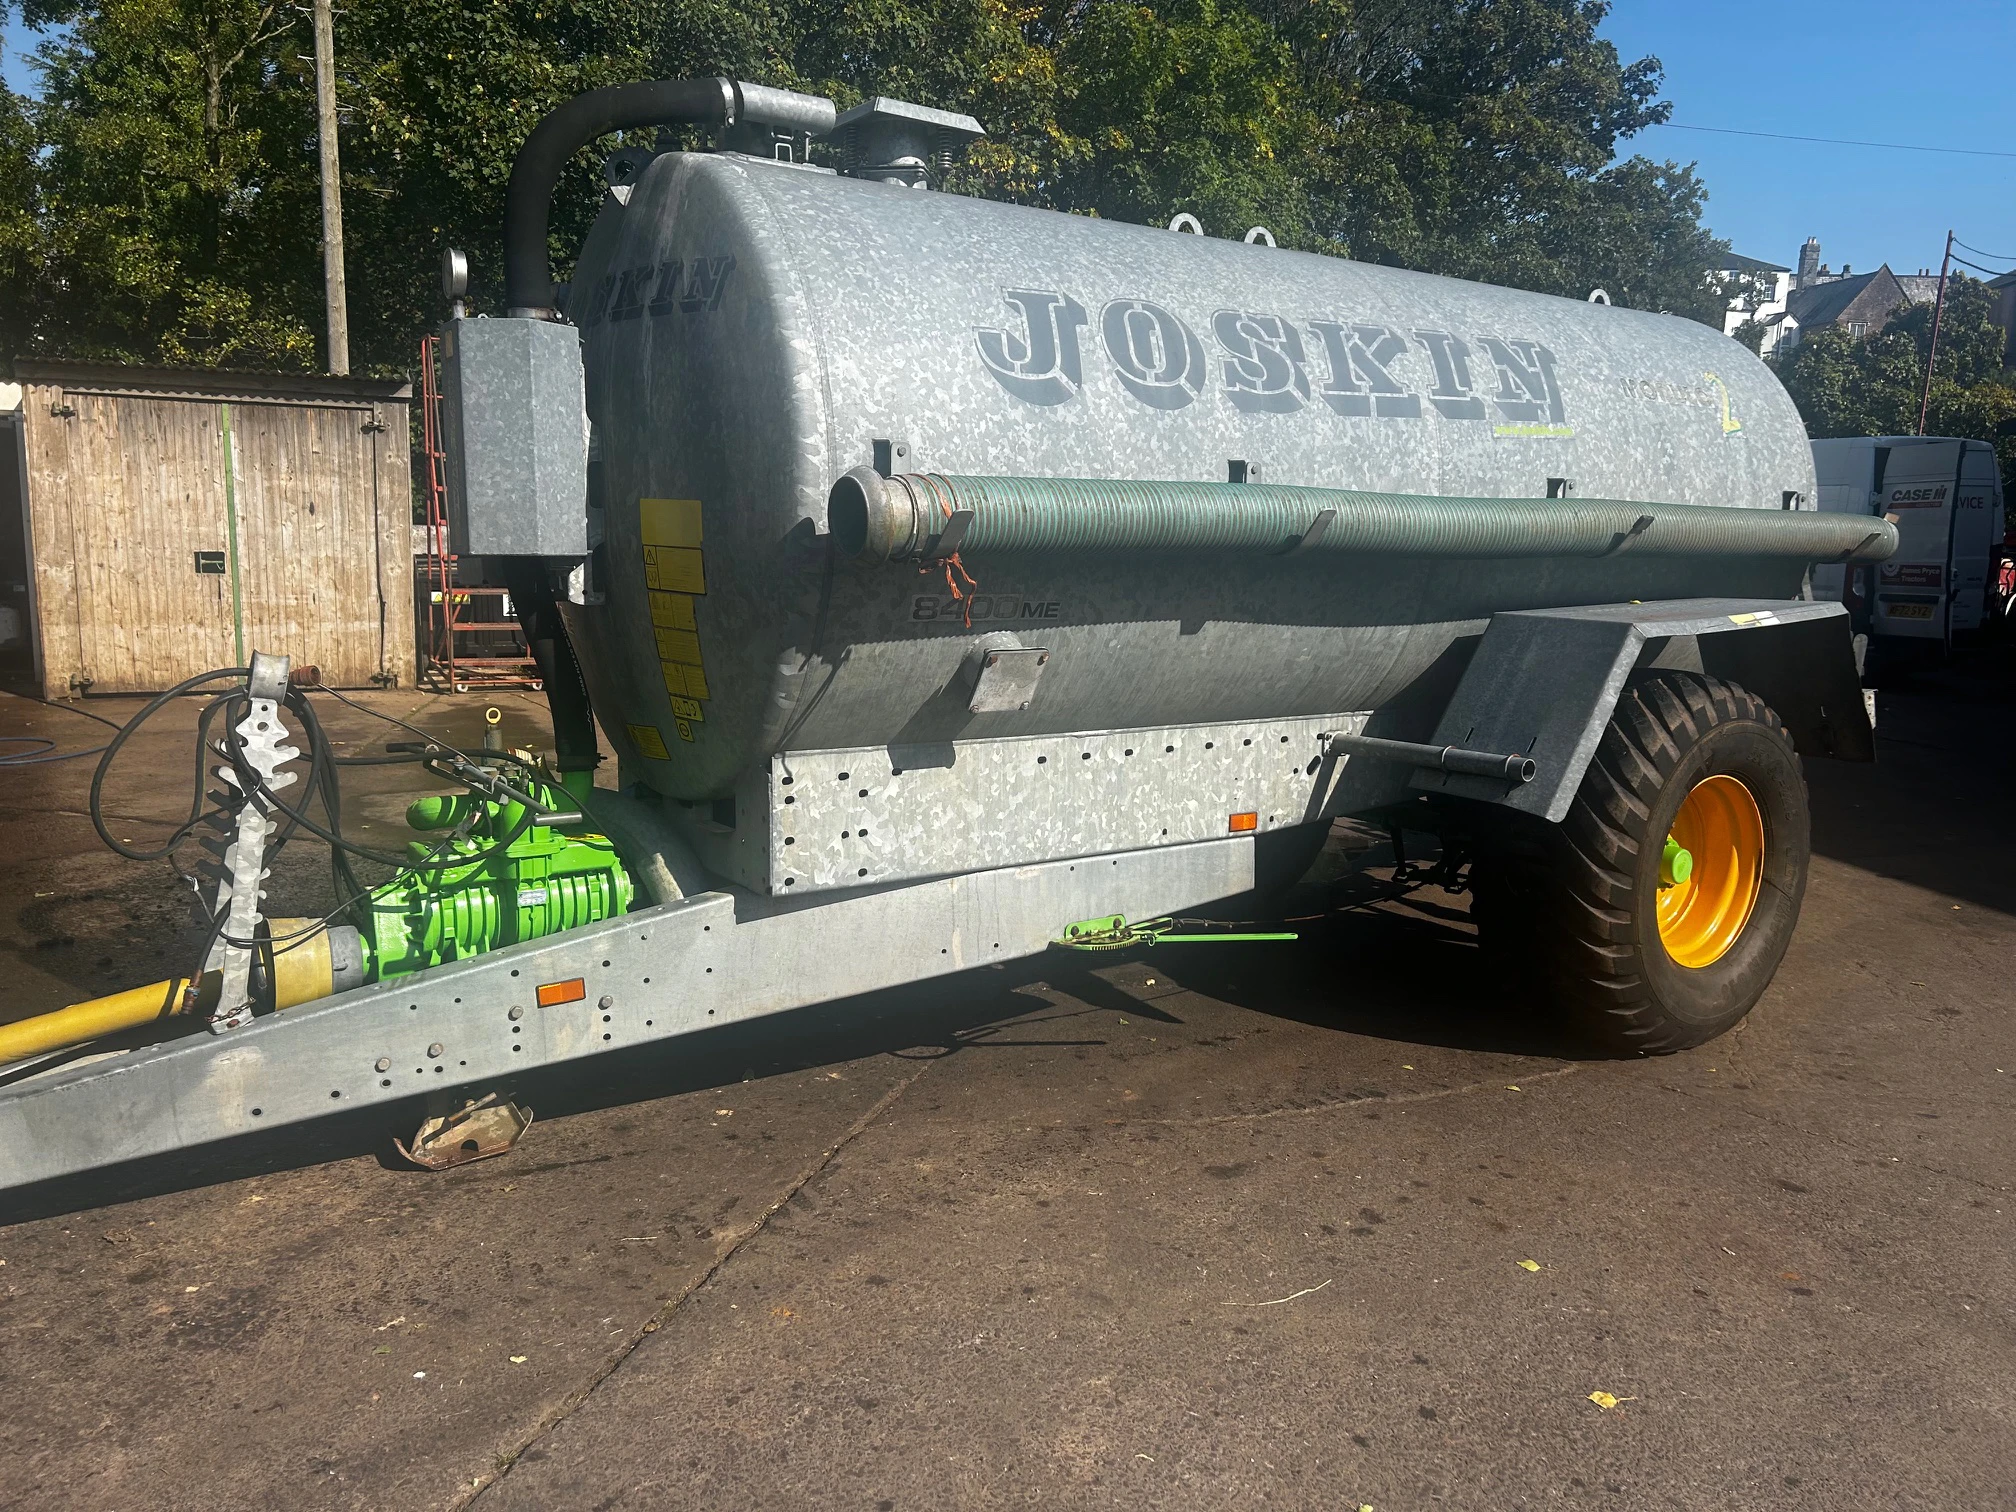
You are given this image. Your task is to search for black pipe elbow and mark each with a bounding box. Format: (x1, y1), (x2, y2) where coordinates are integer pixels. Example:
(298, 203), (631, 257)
(501, 77), (837, 318)
(502, 78), (733, 318)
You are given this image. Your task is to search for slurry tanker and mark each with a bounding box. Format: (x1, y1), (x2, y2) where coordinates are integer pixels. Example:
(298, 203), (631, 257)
(0, 81), (1893, 1190)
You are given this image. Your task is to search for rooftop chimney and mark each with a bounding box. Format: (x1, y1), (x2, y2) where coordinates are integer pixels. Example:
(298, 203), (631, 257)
(1798, 237), (1821, 283)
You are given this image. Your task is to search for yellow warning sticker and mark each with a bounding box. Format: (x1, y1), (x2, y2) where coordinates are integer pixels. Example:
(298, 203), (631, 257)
(674, 718), (696, 743)
(639, 498), (702, 548)
(625, 722), (671, 760)
(648, 590), (697, 630)
(643, 545), (706, 595)
(654, 626), (703, 666)
(640, 499), (713, 718)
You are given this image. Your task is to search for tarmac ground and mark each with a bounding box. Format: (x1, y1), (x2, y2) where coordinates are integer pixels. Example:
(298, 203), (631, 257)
(0, 657), (2009, 1511)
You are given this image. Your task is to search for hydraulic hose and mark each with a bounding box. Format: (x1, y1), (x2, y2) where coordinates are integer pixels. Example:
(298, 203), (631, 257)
(830, 471), (1901, 565)
(501, 560), (601, 785)
(88, 667), (249, 861)
(503, 78), (836, 317)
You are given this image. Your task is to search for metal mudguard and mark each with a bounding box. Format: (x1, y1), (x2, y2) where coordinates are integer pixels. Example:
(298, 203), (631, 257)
(1409, 597), (1869, 821)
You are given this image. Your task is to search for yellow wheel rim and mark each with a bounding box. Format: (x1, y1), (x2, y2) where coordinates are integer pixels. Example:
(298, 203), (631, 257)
(1655, 774), (1764, 968)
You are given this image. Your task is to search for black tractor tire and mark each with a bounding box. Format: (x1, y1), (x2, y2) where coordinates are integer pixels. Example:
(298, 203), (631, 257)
(1470, 671), (1810, 1054)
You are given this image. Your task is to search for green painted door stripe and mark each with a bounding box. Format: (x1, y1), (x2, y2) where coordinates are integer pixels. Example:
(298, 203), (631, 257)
(219, 401), (246, 666)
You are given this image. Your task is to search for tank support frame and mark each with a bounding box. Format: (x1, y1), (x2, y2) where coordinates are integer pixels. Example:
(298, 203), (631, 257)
(0, 832), (1253, 1195)
(0, 596), (1871, 1199)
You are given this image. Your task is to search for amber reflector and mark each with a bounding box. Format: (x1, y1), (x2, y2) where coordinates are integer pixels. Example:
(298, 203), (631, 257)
(1228, 812), (1259, 833)
(536, 977), (587, 1007)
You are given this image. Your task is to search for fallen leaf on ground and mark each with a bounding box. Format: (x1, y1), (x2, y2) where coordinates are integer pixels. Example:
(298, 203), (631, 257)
(509, 1355), (527, 1364)
(1588, 1391), (1636, 1410)
(1518, 1259), (1541, 1272)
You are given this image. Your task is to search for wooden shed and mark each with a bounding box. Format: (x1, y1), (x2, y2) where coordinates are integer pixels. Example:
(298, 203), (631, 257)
(2, 362), (414, 699)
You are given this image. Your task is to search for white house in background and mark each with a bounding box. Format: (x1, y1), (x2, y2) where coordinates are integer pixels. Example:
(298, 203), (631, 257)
(1716, 252), (1795, 354)
(1717, 238), (1946, 358)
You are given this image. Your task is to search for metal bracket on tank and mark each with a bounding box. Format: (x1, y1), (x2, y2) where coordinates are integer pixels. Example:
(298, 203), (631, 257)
(967, 644), (1048, 714)
(927, 511), (975, 561)
(1278, 508), (1336, 554)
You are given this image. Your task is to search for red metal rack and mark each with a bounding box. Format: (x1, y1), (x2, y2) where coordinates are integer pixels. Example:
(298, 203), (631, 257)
(416, 335), (542, 693)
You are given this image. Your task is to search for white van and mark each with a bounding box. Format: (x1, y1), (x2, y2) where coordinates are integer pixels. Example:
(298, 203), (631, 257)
(1810, 436), (2005, 641)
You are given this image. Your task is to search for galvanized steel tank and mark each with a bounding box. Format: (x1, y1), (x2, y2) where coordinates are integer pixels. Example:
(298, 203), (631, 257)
(561, 148), (1819, 799)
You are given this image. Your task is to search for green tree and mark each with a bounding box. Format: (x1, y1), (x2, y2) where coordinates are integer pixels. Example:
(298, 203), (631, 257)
(1774, 277), (2016, 494)
(1, 0), (1736, 372)
(1257, 0), (1728, 317)
(0, 87), (38, 362)
(333, 0), (657, 368)
(25, 0), (322, 366)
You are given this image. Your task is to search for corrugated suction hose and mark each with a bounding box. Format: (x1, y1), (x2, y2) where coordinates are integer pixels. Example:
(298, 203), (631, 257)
(828, 469), (1900, 564)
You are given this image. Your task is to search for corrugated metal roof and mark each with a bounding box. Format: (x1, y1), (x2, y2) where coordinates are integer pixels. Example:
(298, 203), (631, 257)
(15, 361), (410, 406)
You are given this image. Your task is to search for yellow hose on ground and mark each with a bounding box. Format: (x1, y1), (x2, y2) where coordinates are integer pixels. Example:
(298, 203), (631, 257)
(0, 973), (220, 1067)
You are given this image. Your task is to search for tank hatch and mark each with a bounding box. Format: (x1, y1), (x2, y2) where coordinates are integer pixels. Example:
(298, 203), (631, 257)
(832, 97), (985, 189)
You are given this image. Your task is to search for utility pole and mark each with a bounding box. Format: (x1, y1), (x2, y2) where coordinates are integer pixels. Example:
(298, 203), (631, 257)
(1916, 228), (1952, 436)
(312, 0), (349, 375)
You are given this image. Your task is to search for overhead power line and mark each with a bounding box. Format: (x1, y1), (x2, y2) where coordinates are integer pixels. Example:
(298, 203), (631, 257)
(1648, 122), (2016, 160)
(1954, 237), (2016, 262)
(1950, 254), (2013, 279)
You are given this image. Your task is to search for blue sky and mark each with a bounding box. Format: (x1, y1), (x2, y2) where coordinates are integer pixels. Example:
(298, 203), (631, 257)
(5, 1), (2013, 283)
(1, 21), (36, 97)
(1607, 0), (2016, 279)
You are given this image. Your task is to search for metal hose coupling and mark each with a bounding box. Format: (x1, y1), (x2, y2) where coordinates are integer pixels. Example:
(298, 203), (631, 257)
(829, 466), (967, 561)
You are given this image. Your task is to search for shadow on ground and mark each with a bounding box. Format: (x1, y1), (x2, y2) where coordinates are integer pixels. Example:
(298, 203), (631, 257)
(5, 859), (1610, 1224)
(1807, 640), (2016, 918)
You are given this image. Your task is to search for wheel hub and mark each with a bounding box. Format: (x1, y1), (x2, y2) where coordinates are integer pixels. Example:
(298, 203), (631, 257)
(1656, 774), (1764, 968)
